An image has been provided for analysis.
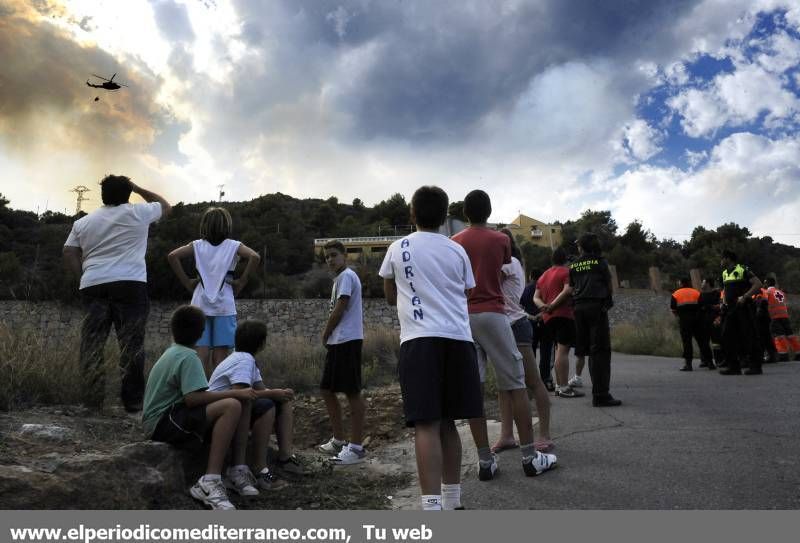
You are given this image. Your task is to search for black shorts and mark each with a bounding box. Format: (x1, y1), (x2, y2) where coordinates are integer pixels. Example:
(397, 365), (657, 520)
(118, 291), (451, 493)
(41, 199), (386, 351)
(545, 316), (576, 347)
(250, 397), (284, 427)
(150, 402), (210, 448)
(398, 337), (484, 427)
(321, 340), (363, 394)
(770, 318), (794, 337)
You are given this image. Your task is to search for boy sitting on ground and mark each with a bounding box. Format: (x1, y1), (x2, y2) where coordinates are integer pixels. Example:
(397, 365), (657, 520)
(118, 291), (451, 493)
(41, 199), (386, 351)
(207, 320), (305, 496)
(141, 305), (255, 510)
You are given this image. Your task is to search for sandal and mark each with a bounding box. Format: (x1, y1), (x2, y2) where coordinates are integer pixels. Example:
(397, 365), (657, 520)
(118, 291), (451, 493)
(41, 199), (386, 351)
(490, 440), (519, 454)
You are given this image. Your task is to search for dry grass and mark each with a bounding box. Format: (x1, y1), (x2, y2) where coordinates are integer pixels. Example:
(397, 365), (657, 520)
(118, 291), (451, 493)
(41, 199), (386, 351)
(610, 314), (683, 357)
(0, 324), (402, 410)
(259, 327), (400, 392)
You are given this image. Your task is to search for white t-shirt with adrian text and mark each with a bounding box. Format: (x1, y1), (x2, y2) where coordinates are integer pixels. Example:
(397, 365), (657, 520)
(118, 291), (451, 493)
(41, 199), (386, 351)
(501, 257), (527, 322)
(327, 267), (364, 345)
(207, 351), (263, 391)
(379, 231), (475, 344)
(64, 202), (163, 289)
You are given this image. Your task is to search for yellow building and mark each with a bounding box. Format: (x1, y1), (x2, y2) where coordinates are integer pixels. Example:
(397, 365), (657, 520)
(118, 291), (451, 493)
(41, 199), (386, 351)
(505, 214), (562, 249)
(313, 236), (403, 262)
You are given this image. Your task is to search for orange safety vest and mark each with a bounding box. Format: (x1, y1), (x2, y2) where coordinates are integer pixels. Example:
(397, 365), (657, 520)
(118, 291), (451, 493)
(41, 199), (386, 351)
(766, 286), (789, 320)
(672, 287), (700, 307)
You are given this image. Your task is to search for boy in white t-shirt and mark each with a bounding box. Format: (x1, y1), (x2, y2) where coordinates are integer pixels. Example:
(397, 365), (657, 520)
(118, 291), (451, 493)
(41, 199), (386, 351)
(207, 320), (305, 496)
(318, 241), (367, 465)
(379, 186), (483, 511)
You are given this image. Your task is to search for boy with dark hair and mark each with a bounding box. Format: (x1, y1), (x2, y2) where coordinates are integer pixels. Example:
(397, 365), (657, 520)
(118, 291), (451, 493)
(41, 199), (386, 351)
(319, 240), (367, 465)
(208, 320), (303, 497)
(380, 185), (483, 510)
(142, 305), (255, 510)
(452, 189), (557, 480)
(534, 246), (583, 397)
(564, 233), (621, 406)
(64, 175), (170, 412)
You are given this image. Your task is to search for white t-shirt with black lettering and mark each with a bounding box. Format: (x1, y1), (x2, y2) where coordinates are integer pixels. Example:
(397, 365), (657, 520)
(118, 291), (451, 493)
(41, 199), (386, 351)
(327, 267), (364, 345)
(64, 202), (163, 289)
(379, 231), (475, 344)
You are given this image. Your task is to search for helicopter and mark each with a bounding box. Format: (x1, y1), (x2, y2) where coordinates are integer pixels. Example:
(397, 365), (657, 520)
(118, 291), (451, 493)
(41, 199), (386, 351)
(86, 73), (128, 90)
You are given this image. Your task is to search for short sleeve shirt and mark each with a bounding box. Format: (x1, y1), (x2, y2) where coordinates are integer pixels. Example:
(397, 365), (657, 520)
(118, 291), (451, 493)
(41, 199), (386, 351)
(501, 257), (527, 322)
(327, 267), (364, 344)
(536, 265), (574, 322)
(451, 227), (511, 314)
(208, 351), (262, 391)
(64, 202), (163, 289)
(141, 344), (208, 437)
(568, 255), (612, 304)
(379, 231), (475, 344)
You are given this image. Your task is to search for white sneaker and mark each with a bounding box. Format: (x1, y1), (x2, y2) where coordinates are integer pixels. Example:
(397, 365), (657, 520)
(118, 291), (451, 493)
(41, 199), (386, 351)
(522, 452), (558, 477)
(568, 375), (583, 388)
(224, 467), (260, 496)
(478, 453), (498, 481)
(190, 477), (236, 510)
(319, 437), (347, 454)
(330, 445), (366, 465)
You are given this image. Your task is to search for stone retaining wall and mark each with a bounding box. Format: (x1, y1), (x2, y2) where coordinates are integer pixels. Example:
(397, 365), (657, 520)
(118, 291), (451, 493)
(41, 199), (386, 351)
(0, 290), (675, 344)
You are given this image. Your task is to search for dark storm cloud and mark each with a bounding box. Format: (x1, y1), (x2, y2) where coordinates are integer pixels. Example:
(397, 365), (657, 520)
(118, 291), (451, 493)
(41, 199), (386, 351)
(151, 0), (195, 43)
(0, 12), (163, 161)
(226, 0), (700, 141)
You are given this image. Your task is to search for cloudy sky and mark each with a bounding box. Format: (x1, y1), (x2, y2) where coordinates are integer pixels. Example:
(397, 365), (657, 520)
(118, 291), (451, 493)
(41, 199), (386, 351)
(1, 0), (800, 245)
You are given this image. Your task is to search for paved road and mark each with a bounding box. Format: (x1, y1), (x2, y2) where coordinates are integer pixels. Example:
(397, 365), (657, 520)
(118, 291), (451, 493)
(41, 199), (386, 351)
(457, 353), (800, 509)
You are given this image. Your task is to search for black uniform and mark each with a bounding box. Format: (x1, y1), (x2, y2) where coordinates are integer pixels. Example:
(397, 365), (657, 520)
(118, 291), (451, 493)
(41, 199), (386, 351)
(721, 264), (760, 373)
(670, 288), (713, 368)
(698, 289), (723, 366)
(569, 254), (615, 403)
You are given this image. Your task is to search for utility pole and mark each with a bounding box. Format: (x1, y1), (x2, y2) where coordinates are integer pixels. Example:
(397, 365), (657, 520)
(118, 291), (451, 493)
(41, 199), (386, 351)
(69, 185), (91, 214)
(217, 184), (225, 202)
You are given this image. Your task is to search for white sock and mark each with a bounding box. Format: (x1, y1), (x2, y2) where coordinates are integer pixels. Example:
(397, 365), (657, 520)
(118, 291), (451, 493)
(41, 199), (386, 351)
(441, 484), (461, 510)
(332, 437), (347, 445)
(201, 474), (222, 483)
(421, 495), (442, 511)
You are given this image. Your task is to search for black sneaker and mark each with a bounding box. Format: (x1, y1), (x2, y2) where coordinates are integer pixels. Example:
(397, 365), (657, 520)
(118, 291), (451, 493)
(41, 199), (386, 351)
(592, 396), (622, 407)
(679, 364), (692, 371)
(478, 453), (498, 481)
(744, 368), (763, 375)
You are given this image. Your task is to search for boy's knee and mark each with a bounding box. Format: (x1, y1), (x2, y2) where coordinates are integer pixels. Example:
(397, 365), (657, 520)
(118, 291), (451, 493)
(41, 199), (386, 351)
(220, 397), (242, 415)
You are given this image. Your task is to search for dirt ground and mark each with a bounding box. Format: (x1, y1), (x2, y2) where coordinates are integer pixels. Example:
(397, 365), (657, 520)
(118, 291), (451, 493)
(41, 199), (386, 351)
(0, 385), (415, 510)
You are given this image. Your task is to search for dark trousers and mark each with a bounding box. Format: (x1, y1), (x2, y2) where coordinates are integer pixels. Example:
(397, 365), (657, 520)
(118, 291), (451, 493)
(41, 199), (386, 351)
(80, 281), (149, 409)
(678, 313), (713, 364)
(574, 301), (612, 399)
(721, 304), (759, 372)
(536, 322), (554, 384)
(755, 308), (776, 361)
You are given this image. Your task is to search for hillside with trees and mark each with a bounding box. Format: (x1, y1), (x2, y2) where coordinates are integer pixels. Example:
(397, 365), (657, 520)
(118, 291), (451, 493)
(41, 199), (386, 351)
(1, 192), (799, 301)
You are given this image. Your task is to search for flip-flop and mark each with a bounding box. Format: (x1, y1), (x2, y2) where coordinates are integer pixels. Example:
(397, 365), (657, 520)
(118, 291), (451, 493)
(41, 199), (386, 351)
(490, 441), (519, 453)
(534, 439), (555, 452)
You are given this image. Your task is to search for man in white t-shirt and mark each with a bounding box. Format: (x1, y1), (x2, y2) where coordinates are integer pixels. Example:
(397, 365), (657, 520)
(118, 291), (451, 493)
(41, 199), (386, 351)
(63, 175), (170, 412)
(379, 186), (483, 511)
(318, 240), (367, 465)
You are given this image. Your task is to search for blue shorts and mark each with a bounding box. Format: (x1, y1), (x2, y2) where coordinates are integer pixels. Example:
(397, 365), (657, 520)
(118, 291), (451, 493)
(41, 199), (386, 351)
(196, 315), (237, 348)
(250, 398), (283, 427)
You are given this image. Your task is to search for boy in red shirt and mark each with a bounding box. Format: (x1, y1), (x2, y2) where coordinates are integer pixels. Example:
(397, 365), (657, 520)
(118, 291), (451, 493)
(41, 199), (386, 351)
(452, 190), (556, 480)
